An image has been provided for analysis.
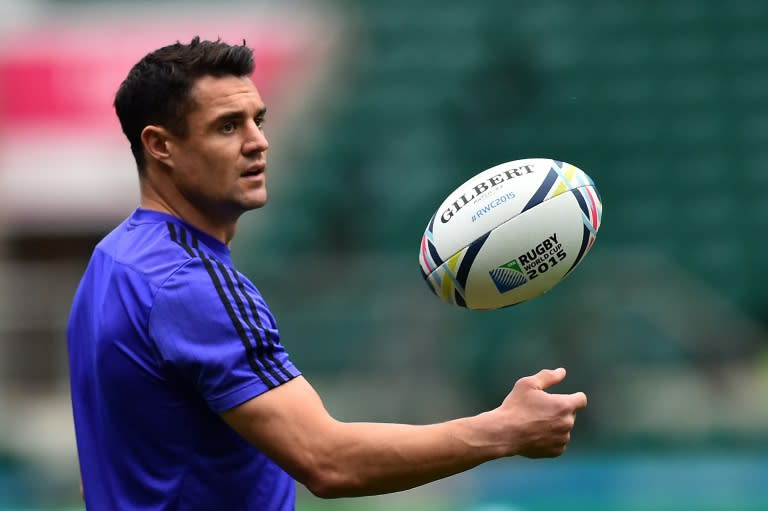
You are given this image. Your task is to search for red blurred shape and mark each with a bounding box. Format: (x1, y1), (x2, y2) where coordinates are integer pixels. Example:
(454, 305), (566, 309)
(0, 21), (321, 133)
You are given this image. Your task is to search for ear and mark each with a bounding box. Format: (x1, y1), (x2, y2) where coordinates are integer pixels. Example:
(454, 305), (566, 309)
(140, 125), (174, 168)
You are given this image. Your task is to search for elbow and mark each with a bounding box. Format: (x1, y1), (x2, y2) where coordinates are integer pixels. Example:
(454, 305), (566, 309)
(305, 477), (341, 499)
(301, 465), (361, 499)
(284, 422), (368, 498)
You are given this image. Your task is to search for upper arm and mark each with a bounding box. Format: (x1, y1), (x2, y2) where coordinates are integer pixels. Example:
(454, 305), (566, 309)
(220, 375), (337, 487)
(149, 258), (300, 411)
(220, 375), (503, 498)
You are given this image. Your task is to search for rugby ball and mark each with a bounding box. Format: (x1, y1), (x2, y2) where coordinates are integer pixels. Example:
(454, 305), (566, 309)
(419, 158), (602, 310)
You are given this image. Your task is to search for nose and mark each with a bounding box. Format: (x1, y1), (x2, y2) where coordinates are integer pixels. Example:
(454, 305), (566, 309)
(242, 119), (269, 155)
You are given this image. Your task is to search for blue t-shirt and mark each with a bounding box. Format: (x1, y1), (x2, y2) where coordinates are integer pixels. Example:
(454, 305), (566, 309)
(67, 208), (301, 510)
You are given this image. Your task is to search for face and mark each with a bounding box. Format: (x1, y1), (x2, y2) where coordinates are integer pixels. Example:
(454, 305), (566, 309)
(164, 75), (270, 223)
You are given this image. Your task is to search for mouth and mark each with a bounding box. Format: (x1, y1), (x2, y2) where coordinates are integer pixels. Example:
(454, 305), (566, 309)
(241, 163), (266, 179)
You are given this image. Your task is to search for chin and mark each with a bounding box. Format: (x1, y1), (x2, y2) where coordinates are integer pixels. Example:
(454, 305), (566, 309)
(244, 193), (268, 210)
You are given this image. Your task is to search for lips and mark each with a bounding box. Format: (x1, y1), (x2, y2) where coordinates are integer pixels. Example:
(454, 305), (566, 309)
(241, 163), (265, 178)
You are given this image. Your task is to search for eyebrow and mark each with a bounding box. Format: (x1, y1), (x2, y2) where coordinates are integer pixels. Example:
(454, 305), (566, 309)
(211, 107), (267, 125)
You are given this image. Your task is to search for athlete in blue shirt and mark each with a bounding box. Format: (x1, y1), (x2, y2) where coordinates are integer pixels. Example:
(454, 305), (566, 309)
(68, 37), (587, 510)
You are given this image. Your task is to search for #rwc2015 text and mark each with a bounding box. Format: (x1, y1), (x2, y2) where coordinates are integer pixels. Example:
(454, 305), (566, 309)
(441, 164), (535, 224)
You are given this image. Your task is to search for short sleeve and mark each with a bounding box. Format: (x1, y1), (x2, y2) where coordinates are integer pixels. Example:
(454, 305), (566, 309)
(149, 258), (300, 412)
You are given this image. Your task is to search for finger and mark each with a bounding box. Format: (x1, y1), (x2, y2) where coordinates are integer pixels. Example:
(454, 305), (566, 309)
(568, 391), (588, 410)
(527, 367), (566, 390)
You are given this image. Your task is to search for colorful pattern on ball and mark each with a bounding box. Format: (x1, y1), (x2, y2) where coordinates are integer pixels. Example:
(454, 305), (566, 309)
(419, 158), (603, 309)
(419, 213), (443, 277)
(518, 160), (603, 277)
(565, 184), (602, 276)
(522, 160), (592, 213)
(422, 233), (490, 307)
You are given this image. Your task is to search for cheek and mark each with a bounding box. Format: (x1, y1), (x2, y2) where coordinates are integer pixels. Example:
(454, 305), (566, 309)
(199, 142), (239, 170)
(185, 149), (224, 178)
(173, 140), (240, 189)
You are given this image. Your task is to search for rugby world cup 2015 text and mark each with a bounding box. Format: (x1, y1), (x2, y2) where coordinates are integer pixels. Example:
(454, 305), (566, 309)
(520, 234), (566, 280)
(440, 164), (535, 223)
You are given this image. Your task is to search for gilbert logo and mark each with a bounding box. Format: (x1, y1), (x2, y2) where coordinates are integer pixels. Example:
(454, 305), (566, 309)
(489, 259), (528, 293)
(440, 164), (535, 224)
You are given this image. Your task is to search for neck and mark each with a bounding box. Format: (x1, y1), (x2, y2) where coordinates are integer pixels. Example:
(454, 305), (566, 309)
(140, 186), (237, 246)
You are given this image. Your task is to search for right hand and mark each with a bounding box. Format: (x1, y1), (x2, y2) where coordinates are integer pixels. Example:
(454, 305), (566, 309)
(496, 367), (587, 458)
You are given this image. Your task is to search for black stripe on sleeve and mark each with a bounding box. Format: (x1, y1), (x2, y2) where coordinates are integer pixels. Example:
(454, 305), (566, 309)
(213, 260), (289, 385)
(197, 251), (278, 387)
(166, 224), (283, 386)
(167, 222), (195, 257)
(227, 266), (295, 381)
(167, 222), (176, 241)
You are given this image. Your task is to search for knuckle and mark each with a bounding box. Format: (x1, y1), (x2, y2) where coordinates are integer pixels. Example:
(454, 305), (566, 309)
(551, 444), (566, 456)
(514, 376), (530, 388)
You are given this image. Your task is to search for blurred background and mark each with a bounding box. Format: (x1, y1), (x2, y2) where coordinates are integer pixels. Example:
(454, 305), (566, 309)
(0, 0), (766, 510)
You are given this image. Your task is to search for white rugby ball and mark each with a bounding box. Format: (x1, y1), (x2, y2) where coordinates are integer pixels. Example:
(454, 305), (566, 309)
(419, 158), (603, 310)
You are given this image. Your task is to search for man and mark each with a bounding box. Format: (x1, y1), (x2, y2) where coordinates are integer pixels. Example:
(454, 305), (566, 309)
(67, 37), (587, 510)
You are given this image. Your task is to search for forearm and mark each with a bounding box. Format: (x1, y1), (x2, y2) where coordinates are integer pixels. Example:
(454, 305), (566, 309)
(222, 372), (584, 499)
(306, 414), (507, 497)
(223, 378), (510, 498)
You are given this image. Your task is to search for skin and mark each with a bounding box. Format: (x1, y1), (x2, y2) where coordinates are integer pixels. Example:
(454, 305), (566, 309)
(141, 74), (269, 244)
(223, 369), (586, 498)
(137, 74), (588, 499)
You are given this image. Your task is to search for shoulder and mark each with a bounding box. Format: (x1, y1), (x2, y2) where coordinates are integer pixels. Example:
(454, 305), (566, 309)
(146, 219), (275, 327)
(94, 216), (212, 287)
(153, 254), (275, 329)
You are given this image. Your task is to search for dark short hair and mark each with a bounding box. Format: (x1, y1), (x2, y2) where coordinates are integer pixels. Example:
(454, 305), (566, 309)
(114, 36), (254, 173)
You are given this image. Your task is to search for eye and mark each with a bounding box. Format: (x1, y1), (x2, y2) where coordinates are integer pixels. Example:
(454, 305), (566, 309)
(255, 116), (266, 130)
(221, 121), (237, 134)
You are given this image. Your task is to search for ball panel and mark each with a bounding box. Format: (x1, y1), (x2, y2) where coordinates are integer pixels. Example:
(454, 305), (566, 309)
(422, 232), (490, 308)
(563, 184), (602, 278)
(463, 190), (588, 309)
(427, 159), (597, 263)
(427, 159), (551, 261)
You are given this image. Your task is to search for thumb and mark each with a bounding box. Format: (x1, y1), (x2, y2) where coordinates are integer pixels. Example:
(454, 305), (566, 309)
(568, 391), (588, 410)
(527, 367), (567, 390)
